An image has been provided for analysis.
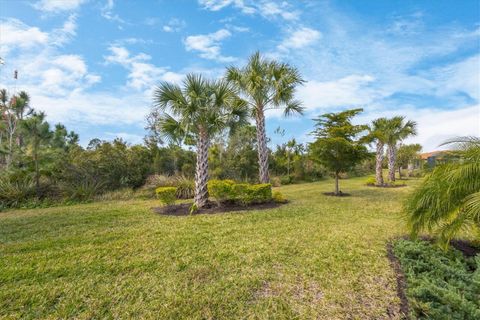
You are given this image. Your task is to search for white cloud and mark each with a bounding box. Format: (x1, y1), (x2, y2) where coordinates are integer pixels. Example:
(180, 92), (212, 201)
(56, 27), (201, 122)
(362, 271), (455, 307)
(278, 27), (321, 51)
(101, 0), (125, 25)
(104, 46), (184, 90)
(33, 0), (86, 12)
(51, 14), (77, 45)
(184, 29), (235, 62)
(198, 0), (297, 20)
(199, 0), (255, 14)
(297, 75), (378, 111)
(163, 18), (186, 32)
(0, 19), (49, 54)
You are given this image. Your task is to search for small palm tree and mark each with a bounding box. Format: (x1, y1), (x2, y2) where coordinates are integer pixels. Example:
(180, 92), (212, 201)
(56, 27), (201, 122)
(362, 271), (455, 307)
(406, 137), (480, 248)
(365, 117), (390, 186)
(226, 52), (304, 183)
(153, 74), (247, 208)
(384, 116), (417, 182)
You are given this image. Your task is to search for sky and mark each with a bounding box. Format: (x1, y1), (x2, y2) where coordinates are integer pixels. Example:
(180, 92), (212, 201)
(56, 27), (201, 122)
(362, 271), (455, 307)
(0, 0), (479, 152)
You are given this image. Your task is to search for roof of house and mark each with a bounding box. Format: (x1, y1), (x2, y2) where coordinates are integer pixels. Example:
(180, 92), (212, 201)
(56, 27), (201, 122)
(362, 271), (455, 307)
(420, 150), (452, 160)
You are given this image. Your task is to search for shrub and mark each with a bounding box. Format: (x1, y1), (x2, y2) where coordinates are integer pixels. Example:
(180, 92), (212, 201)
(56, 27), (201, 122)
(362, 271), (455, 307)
(393, 239), (480, 320)
(242, 183), (272, 205)
(365, 177), (376, 186)
(208, 179), (236, 204)
(208, 180), (273, 206)
(95, 188), (135, 201)
(280, 175), (293, 185)
(155, 187), (177, 206)
(270, 176), (282, 187)
(0, 175), (36, 209)
(174, 176), (194, 199)
(62, 178), (102, 201)
(272, 191), (287, 203)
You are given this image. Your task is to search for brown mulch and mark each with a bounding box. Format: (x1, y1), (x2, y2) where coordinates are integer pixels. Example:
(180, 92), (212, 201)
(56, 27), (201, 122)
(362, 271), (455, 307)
(322, 191), (351, 197)
(152, 200), (287, 216)
(367, 184), (407, 188)
(386, 241), (410, 319)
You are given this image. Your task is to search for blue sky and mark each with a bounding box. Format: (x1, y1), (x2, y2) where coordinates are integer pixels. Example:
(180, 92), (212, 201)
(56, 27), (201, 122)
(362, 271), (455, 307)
(1, 0), (479, 151)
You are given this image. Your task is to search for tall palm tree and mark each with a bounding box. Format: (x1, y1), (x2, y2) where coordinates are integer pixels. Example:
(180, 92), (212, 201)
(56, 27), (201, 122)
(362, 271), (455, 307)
(226, 52), (304, 183)
(153, 74), (247, 208)
(406, 137), (480, 248)
(365, 117), (390, 186)
(384, 116), (417, 182)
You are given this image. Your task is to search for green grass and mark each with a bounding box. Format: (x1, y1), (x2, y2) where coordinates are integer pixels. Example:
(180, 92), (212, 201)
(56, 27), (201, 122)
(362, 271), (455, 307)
(1, 177), (419, 319)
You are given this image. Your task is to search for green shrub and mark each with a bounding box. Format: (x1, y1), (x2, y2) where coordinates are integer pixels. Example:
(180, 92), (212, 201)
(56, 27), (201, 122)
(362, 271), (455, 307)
(0, 175), (36, 208)
(155, 187), (177, 206)
(208, 179), (236, 204)
(365, 177), (376, 186)
(270, 176), (282, 187)
(62, 178), (102, 202)
(280, 175), (293, 185)
(272, 191), (287, 203)
(393, 239), (480, 320)
(208, 180), (273, 206)
(242, 183), (272, 205)
(95, 188), (135, 201)
(174, 176), (194, 199)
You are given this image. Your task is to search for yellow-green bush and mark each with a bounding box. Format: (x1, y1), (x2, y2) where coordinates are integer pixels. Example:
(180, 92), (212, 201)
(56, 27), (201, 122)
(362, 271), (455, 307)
(365, 177), (376, 186)
(208, 179), (236, 204)
(155, 187), (177, 205)
(272, 191), (288, 203)
(208, 180), (272, 206)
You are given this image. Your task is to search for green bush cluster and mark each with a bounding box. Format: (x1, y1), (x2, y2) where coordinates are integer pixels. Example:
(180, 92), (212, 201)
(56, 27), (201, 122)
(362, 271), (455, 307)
(393, 239), (480, 320)
(207, 180), (273, 205)
(155, 187), (177, 206)
(365, 177), (376, 186)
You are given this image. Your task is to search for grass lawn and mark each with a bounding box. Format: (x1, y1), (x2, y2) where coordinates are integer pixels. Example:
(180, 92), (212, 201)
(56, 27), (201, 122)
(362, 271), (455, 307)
(0, 177), (419, 319)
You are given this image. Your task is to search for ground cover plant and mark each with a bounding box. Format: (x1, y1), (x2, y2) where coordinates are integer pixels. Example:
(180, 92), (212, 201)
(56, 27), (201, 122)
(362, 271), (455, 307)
(392, 239), (480, 320)
(1, 177), (418, 319)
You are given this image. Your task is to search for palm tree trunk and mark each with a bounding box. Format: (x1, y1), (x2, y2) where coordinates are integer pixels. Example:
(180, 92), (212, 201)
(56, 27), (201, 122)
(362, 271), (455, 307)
(255, 107), (269, 183)
(387, 144), (396, 182)
(335, 171), (340, 195)
(375, 141), (384, 186)
(194, 128), (209, 208)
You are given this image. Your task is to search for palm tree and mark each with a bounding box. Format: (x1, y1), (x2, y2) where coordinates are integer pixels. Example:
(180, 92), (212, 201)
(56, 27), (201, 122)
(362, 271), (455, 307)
(384, 116), (417, 182)
(226, 52), (304, 183)
(365, 118), (390, 186)
(153, 74), (247, 208)
(21, 112), (51, 197)
(406, 137), (480, 248)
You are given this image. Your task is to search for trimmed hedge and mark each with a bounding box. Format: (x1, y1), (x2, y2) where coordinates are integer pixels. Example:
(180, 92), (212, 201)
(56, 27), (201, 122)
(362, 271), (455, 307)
(155, 187), (177, 206)
(208, 180), (273, 205)
(393, 239), (480, 320)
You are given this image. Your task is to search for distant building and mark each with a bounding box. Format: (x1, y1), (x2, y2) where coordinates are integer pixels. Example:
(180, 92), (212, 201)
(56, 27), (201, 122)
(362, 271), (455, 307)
(419, 150), (456, 168)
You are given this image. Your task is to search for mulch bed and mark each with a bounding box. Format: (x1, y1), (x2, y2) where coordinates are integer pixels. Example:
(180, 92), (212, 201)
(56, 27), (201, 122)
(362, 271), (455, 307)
(322, 191), (351, 197)
(386, 241), (410, 319)
(152, 200), (287, 216)
(367, 184), (407, 188)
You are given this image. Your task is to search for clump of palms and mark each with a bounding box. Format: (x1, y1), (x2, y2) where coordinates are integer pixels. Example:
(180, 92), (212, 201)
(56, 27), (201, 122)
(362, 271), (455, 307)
(384, 116), (417, 182)
(406, 136), (480, 247)
(153, 74), (247, 208)
(365, 118), (389, 186)
(226, 52), (304, 183)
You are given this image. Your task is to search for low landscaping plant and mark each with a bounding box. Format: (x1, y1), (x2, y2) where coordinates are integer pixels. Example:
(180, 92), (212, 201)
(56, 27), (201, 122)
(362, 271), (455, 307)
(272, 191), (288, 203)
(155, 187), (177, 206)
(392, 239), (480, 320)
(365, 177), (376, 186)
(208, 180), (273, 206)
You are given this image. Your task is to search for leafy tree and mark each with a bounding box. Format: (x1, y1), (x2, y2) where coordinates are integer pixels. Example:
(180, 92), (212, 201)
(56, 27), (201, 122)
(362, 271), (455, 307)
(396, 143), (422, 177)
(226, 52), (304, 183)
(20, 112), (52, 196)
(152, 74), (247, 208)
(406, 137), (480, 247)
(384, 117), (417, 182)
(310, 108), (369, 195)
